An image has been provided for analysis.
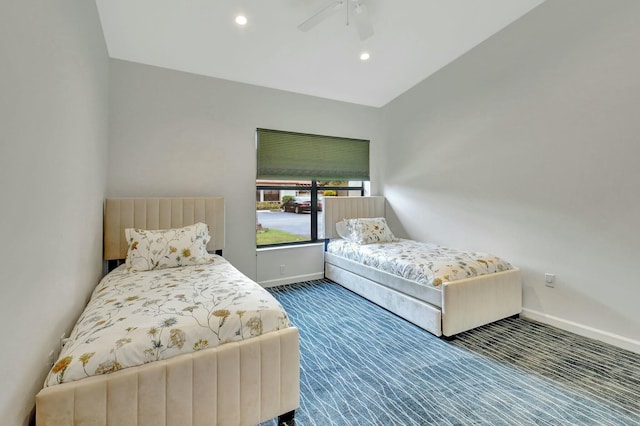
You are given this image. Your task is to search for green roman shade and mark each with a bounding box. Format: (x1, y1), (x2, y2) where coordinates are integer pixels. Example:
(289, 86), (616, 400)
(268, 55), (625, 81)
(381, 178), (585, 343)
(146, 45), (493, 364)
(256, 129), (370, 180)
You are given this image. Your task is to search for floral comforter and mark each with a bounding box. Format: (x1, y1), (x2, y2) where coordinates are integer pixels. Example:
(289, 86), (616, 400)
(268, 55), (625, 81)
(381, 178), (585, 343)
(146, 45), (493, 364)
(45, 255), (290, 387)
(327, 238), (513, 288)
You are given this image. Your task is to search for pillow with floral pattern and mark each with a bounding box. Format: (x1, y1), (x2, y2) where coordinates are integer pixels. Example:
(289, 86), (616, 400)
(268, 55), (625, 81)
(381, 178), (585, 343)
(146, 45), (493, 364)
(344, 217), (396, 244)
(125, 222), (214, 272)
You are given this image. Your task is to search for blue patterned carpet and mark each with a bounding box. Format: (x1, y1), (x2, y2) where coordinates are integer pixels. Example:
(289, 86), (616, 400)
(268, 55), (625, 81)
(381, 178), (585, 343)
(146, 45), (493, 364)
(262, 279), (640, 426)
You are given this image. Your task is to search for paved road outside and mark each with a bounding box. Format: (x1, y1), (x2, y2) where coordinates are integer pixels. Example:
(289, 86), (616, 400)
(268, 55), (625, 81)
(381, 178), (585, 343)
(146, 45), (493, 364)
(257, 210), (325, 239)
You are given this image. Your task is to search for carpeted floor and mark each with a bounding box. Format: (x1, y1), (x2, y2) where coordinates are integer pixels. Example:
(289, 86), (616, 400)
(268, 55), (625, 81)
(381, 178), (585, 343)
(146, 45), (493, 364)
(262, 279), (640, 426)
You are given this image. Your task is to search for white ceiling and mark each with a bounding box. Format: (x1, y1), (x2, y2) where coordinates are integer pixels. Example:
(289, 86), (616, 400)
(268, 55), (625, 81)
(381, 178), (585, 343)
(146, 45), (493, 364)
(96, 0), (544, 107)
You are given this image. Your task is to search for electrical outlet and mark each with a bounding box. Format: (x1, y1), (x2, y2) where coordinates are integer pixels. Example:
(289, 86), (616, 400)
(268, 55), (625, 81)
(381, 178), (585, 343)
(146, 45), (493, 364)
(279, 264), (285, 275)
(545, 273), (555, 287)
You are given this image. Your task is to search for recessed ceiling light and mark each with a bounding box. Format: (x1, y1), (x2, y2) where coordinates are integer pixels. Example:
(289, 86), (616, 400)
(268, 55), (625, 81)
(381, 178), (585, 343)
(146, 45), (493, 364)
(235, 15), (247, 26)
(360, 52), (370, 61)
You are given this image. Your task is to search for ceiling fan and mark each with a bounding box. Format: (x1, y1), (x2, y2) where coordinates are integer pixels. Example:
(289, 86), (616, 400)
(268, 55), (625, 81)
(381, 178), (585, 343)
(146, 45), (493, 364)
(298, 0), (374, 41)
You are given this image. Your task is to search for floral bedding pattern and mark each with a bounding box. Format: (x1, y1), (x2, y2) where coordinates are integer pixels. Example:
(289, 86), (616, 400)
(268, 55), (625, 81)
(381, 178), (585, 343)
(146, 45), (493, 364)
(125, 222), (214, 272)
(45, 256), (290, 387)
(327, 238), (513, 288)
(342, 217), (397, 244)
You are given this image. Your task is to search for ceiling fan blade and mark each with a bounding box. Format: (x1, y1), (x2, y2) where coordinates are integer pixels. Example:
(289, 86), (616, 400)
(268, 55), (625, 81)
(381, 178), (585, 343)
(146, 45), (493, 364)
(353, 2), (374, 41)
(298, 1), (344, 32)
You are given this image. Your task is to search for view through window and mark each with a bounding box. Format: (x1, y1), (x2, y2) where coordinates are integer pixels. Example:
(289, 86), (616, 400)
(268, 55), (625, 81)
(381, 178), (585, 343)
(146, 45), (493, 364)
(256, 180), (366, 246)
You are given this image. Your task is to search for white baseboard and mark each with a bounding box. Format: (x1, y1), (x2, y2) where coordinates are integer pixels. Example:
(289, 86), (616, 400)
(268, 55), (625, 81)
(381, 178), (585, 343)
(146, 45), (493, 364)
(259, 272), (325, 288)
(521, 308), (640, 355)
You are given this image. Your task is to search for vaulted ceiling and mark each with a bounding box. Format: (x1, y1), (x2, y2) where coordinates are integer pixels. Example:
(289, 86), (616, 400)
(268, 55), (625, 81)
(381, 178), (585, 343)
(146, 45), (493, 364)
(96, 0), (545, 107)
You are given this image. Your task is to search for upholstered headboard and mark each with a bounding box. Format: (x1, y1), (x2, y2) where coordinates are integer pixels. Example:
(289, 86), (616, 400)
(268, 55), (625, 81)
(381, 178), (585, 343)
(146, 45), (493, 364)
(323, 196), (385, 239)
(104, 198), (225, 260)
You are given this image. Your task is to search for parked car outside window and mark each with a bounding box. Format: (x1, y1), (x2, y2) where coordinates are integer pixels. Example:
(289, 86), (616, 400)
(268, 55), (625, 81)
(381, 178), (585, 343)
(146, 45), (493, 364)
(281, 196), (323, 214)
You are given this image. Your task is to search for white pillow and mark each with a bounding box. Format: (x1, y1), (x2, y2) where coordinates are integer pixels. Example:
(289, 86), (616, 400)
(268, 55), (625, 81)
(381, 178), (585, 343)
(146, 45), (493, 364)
(343, 217), (396, 245)
(124, 222), (214, 272)
(335, 220), (351, 240)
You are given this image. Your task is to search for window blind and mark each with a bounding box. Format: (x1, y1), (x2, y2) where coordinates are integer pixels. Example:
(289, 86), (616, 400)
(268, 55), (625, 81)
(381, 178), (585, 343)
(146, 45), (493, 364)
(256, 128), (370, 180)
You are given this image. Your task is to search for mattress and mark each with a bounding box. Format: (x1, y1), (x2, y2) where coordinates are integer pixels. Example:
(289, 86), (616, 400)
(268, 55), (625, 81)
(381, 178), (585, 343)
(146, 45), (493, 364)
(325, 251), (443, 307)
(45, 255), (291, 387)
(326, 238), (514, 288)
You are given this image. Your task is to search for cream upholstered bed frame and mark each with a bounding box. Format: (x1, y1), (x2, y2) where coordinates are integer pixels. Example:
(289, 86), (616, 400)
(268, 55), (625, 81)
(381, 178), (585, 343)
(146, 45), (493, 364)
(103, 197), (226, 260)
(36, 198), (300, 426)
(323, 196), (522, 337)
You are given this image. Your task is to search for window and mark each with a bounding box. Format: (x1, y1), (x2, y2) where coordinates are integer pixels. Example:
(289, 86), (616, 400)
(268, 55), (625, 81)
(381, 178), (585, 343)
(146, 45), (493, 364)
(256, 129), (369, 247)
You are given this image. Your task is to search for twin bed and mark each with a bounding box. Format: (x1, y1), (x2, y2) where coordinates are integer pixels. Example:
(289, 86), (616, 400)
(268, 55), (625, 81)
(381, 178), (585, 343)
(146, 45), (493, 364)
(323, 196), (522, 338)
(36, 198), (299, 426)
(35, 195), (520, 425)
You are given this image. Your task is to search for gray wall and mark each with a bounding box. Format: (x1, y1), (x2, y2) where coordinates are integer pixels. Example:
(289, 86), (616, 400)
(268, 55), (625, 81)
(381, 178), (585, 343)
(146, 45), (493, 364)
(382, 0), (640, 350)
(108, 59), (384, 278)
(3, 2), (638, 423)
(0, 1), (109, 424)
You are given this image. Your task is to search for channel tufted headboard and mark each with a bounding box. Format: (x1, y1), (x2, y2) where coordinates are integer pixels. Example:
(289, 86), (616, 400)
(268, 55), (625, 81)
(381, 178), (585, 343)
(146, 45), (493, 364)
(323, 196), (385, 239)
(104, 197), (225, 260)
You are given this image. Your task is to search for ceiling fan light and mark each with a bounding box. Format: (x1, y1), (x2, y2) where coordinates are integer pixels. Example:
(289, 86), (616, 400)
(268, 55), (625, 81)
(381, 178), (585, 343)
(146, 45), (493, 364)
(235, 15), (247, 26)
(360, 52), (370, 61)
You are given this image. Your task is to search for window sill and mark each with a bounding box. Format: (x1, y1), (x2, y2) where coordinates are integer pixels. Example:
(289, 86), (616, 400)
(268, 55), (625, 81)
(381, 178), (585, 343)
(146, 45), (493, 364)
(256, 242), (324, 253)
